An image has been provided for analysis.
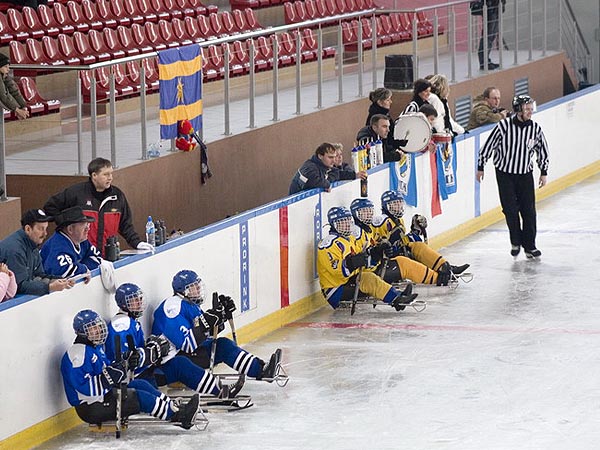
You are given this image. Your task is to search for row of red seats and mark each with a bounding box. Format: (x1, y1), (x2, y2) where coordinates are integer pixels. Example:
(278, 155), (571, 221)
(230, 0), (290, 11)
(3, 76), (60, 120)
(9, 11), (263, 67)
(284, 0), (375, 25)
(342, 14), (413, 51)
(0, 0), (216, 43)
(76, 27), (336, 102)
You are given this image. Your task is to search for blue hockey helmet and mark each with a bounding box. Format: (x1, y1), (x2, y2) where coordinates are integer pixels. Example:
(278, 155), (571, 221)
(512, 94), (535, 113)
(115, 283), (145, 318)
(327, 206), (354, 238)
(381, 190), (406, 218)
(73, 309), (108, 346)
(350, 198), (375, 226)
(172, 269), (206, 305)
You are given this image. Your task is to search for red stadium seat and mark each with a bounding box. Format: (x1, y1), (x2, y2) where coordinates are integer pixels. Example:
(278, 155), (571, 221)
(293, 1), (307, 22)
(220, 11), (237, 35)
(73, 31), (99, 64)
(198, 46), (217, 81)
(292, 30), (315, 62)
(334, 0), (347, 14)
(389, 12), (410, 41)
(183, 16), (203, 42)
(196, 14), (213, 39)
(344, 0), (356, 11)
(208, 12), (225, 37)
(130, 23), (154, 53)
(173, 0), (194, 17)
(136, 0), (158, 23)
(278, 32), (296, 64)
(95, 0), (118, 29)
(206, 44), (224, 79)
(304, 0), (317, 20)
(378, 15), (400, 43)
(80, 0), (104, 30)
(231, 9), (249, 32)
(17, 77), (46, 115)
(144, 22), (167, 51)
(314, 0), (327, 18)
(354, 0), (364, 9)
(64, 2), (90, 33)
(0, 14), (13, 44)
(163, 0), (184, 20)
(22, 7), (45, 39)
(9, 40), (31, 65)
(122, 0), (144, 24)
(324, 0), (336, 16)
(53, 3), (76, 35)
(57, 34), (82, 64)
(109, 0), (132, 27)
(103, 28), (127, 59)
(148, 0), (170, 20)
(283, 3), (296, 24)
(88, 29), (112, 61)
(157, 20), (180, 48)
(36, 5), (61, 37)
(230, 40), (250, 74)
(39, 36), (66, 65)
(245, 38), (267, 71)
(18, 76), (60, 114)
(116, 26), (141, 56)
(254, 35), (273, 70)
(6, 8), (29, 41)
(188, 0), (211, 15)
(303, 27), (335, 58)
(244, 8), (261, 30)
(141, 57), (160, 91)
(113, 63), (136, 96)
(171, 18), (193, 46)
(25, 38), (50, 64)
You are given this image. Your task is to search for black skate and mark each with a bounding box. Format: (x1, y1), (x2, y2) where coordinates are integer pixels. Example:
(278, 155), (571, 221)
(171, 393), (199, 430)
(510, 245), (520, 257)
(436, 262), (451, 286)
(450, 263), (470, 275)
(259, 349), (282, 382)
(219, 374), (245, 400)
(525, 248), (541, 259)
(390, 284), (419, 311)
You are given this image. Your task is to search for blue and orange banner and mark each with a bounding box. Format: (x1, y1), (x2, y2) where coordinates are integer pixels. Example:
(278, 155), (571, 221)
(158, 46), (203, 140)
(436, 141), (458, 200)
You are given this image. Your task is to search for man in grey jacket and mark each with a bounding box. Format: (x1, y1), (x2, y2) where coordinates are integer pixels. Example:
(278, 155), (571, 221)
(0, 209), (73, 296)
(0, 53), (29, 121)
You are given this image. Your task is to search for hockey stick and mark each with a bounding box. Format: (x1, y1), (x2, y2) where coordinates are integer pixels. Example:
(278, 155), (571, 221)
(114, 334), (124, 439)
(350, 269), (362, 316)
(209, 292), (220, 373)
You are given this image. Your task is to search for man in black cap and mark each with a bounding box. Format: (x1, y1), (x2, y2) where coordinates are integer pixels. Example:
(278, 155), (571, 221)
(0, 209), (73, 296)
(41, 206), (102, 280)
(0, 53), (29, 121)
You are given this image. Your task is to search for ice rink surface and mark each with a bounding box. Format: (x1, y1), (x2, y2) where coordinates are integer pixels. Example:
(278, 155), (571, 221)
(37, 174), (600, 450)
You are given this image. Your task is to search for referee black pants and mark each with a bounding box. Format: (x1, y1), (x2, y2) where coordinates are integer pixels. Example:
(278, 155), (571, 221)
(495, 169), (537, 251)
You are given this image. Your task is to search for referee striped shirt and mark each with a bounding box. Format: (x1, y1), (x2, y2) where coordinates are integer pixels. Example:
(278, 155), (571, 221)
(477, 115), (549, 175)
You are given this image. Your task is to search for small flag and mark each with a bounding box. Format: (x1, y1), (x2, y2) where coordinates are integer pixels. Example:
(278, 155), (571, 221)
(390, 152), (418, 207)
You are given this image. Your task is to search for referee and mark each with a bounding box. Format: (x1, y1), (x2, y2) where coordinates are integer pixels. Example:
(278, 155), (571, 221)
(476, 95), (549, 258)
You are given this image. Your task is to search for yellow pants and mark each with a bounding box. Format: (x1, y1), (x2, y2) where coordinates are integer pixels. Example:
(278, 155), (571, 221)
(408, 242), (447, 271)
(358, 271), (394, 300)
(390, 256), (437, 284)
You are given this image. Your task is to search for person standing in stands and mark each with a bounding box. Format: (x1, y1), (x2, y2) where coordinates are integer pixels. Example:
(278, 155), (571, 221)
(0, 209), (73, 296)
(477, 95), (549, 259)
(478, 0), (506, 70)
(400, 79), (433, 115)
(0, 54), (29, 121)
(44, 158), (154, 256)
(427, 74), (465, 137)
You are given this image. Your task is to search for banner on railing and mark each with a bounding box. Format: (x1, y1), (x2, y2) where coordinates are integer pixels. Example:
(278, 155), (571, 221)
(390, 153), (418, 207)
(158, 46), (203, 140)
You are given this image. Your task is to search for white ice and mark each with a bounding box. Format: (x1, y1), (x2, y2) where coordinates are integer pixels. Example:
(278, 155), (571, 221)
(35, 174), (600, 450)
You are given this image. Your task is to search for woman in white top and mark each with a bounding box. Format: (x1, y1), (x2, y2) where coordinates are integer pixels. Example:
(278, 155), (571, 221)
(427, 74), (465, 136)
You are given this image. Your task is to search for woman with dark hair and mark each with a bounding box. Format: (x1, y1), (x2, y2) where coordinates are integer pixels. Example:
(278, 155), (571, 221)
(401, 79), (433, 114)
(365, 88), (404, 159)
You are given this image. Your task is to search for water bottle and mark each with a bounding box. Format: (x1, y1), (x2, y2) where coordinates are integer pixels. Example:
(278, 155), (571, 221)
(153, 221), (162, 245)
(368, 142), (377, 168)
(145, 216), (155, 246)
(351, 146), (360, 172)
(104, 236), (118, 262)
(375, 139), (383, 165)
(147, 142), (160, 158)
(159, 220), (167, 244)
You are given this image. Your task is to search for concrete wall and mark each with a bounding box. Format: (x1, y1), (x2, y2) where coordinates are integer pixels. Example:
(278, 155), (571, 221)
(1, 85), (599, 447)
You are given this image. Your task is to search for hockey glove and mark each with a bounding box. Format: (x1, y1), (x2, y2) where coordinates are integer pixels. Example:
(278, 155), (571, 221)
(410, 214), (428, 236)
(101, 361), (126, 388)
(368, 244), (386, 265)
(146, 335), (170, 359)
(393, 139), (409, 149)
(218, 295), (237, 320)
(198, 308), (224, 333)
(344, 252), (369, 272)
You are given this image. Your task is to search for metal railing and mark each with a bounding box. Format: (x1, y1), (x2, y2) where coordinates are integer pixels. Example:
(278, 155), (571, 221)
(0, 0), (592, 200)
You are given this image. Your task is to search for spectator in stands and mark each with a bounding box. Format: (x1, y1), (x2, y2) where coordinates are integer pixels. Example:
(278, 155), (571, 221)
(332, 143), (367, 181)
(467, 87), (508, 131)
(289, 143), (351, 195)
(0, 209), (73, 296)
(41, 206), (101, 280)
(0, 54), (29, 121)
(478, 0), (506, 70)
(427, 74), (465, 137)
(44, 158), (154, 257)
(401, 79), (433, 115)
(357, 114), (406, 163)
(365, 88), (404, 157)
(0, 261), (17, 302)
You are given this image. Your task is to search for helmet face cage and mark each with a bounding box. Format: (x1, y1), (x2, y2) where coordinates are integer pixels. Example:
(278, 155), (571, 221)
(185, 278), (206, 305)
(124, 290), (145, 318)
(74, 310), (108, 346)
(355, 206), (374, 225)
(333, 216), (354, 237)
(386, 198), (405, 218)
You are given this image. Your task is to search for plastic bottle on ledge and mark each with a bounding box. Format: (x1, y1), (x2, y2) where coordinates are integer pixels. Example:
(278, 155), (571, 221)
(145, 216), (155, 246)
(154, 220), (163, 246)
(375, 139), (383, 165)
(147, 142), (160, 158)
(159, 220), (167, 244)
(351, 146), (360, 172)
(368, 142), (377, 168)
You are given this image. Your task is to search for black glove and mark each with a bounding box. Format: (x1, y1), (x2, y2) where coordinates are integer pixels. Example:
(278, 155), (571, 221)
(127, 348), (144, 370)
(198, 308), (224, 332)
(146, 335), (170, 359)
(368, 245), (385, 265)
(393, 139), (408, 149)
(101, 361), (126, 388)
(384, 242), (409, 258)
(345, 252), (369, 272)
(218, 295), (236, 320)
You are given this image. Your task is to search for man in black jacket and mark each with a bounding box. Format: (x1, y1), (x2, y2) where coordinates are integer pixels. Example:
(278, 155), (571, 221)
(44, 158), (153, 257)
(357, 114), (407, 163)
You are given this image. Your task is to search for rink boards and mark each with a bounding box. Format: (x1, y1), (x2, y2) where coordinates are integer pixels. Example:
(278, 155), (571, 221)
(1, 85), (599, 449)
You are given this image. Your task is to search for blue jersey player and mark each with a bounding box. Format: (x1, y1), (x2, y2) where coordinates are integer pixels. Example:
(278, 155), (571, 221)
(60, 309), (199, 429)
(106, 283), (240, 399)
(152, 270), (282, 381)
